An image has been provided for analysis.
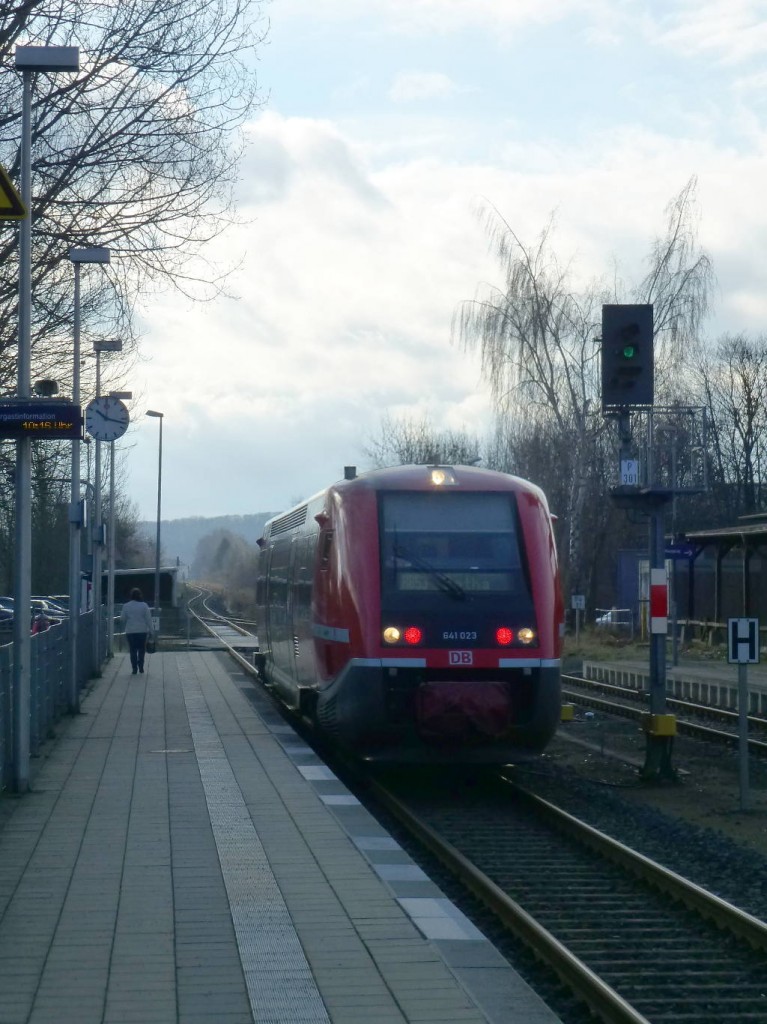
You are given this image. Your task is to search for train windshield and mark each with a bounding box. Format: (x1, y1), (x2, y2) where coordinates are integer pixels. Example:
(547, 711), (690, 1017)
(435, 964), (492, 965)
(379, 492), (532, 598)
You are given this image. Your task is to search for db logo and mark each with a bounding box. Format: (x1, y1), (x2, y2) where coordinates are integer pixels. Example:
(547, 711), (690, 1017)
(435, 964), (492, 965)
(449, 650), (473, 665)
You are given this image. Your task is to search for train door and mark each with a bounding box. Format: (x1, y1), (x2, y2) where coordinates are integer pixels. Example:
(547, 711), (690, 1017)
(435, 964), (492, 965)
(257, 544), (273, 661)
(290, 533), (315, 688)
(266, 536), (299, 700)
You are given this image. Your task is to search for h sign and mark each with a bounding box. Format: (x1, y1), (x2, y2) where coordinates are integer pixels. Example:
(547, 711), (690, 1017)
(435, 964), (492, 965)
(728, 618), (759, 664)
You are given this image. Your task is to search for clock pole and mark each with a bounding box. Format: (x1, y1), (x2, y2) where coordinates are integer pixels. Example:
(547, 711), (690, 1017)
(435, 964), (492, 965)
(105, 390), (132, 658)
(83, 391), (130, 662)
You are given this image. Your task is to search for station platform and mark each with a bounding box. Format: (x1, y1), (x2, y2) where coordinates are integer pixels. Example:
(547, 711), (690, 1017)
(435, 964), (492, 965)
(0, 649), (561, 1024)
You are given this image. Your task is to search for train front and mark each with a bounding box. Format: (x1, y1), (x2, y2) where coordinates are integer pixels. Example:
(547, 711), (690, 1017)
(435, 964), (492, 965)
(314, 465), (563, 764)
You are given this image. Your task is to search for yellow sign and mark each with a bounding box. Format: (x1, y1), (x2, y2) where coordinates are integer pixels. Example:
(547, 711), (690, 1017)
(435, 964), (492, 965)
(0, 164), (26, 220)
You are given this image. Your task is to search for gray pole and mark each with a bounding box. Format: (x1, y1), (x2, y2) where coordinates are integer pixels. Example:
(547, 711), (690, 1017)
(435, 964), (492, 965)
(649, 508), (667, 715)
(92, 352), (102, 673)
(69, 249), (110, 689)
(68, 262), (81, 712)
(107, 441), (116, 658)
(12, 49), (80, 783)
(103, 383), (130, 659)
(738, 662), (751, 811)
(146, 410), (164, 622)
(153, 416), (163, 618)
(11, 68), (33, 792)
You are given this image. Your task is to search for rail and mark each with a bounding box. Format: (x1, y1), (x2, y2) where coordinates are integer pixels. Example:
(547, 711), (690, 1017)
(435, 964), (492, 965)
(183, 595), (767, 1023)
(562, 672), (767, 755)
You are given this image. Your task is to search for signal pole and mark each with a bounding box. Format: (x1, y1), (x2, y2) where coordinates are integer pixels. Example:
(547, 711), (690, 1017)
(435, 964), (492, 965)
(602, 303), (677, 781)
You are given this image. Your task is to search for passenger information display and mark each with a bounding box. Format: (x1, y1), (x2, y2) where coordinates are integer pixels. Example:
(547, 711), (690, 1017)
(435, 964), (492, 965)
(0, 400), (82, 439)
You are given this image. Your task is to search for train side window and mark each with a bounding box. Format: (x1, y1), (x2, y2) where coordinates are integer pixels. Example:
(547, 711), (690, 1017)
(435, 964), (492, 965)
(319, 530), (334, 570)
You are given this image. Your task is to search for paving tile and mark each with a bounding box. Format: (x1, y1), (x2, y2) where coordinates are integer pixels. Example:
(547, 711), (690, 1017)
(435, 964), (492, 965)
(0, 653), (561, 1024)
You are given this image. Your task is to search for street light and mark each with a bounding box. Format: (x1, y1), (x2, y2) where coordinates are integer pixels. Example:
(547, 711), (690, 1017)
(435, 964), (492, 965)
(146, 411), (164, 628)
(68, 247), (110, 712)
(11, 44), (79, 794)
(90, 337), (121, 674)
(106, 391), (132, 658)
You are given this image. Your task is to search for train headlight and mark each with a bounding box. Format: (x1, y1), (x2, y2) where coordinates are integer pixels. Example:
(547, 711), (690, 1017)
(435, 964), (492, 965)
(518, 627), (536, 645)
(496, 627), (514, 646)
(429, 467), (456, 486)
(403, 626), (423, 645)
(383, 626), (401, 644)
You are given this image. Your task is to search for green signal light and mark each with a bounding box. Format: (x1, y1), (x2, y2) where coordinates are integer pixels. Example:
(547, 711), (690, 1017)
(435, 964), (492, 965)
(622, 345), (637, 359)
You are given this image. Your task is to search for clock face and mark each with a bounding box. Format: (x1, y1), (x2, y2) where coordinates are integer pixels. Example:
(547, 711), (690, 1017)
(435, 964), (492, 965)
(85, 396), (130, 441)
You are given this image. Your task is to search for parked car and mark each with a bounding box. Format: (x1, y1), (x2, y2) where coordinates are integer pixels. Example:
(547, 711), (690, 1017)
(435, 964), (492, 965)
(595, 607), (632, 630)
(31, 598), (67, 619)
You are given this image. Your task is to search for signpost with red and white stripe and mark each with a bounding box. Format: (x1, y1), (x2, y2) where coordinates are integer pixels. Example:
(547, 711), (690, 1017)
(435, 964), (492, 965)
(649, 568), (668, 634)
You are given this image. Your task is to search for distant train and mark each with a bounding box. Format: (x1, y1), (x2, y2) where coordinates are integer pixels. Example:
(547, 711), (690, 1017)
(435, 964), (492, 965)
(254, 464), (563, 764)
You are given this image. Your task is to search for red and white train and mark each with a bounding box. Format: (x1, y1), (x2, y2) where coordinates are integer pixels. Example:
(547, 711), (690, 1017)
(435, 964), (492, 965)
(255, 464), (563, 764)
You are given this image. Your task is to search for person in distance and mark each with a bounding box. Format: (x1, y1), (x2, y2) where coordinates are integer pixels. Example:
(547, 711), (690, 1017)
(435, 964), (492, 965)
(120, 587), (154, 675)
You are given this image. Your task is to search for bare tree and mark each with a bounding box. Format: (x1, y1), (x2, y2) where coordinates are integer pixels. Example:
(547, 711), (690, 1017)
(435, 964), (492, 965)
(454, 179), (713, 594)
(0, 0), (266, 393)
(693, 334), (767, 518)
(0, 0), (265, 595)
(364, 413), (482, 469)
(452, 208), (605, 592)
(637, 176), (714, 384)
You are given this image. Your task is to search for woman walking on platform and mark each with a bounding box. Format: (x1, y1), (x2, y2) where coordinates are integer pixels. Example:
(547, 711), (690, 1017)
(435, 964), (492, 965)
(120, 587), (154, 674)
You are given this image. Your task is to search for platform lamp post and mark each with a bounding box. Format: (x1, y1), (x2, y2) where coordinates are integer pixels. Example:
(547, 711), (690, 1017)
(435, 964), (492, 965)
(11, 45), (79, 793)
(106, 390), (132, 658)
(89, 339), (122, 673)
(68, 248), (110, 713)
(146, 410), (164, 632)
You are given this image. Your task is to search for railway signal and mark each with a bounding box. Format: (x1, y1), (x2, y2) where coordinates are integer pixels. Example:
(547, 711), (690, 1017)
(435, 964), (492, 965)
(601, 304), (654, 409)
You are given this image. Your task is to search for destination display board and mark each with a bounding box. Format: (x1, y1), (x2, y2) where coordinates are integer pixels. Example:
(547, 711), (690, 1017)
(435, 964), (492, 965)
(0, 400), (82, 439)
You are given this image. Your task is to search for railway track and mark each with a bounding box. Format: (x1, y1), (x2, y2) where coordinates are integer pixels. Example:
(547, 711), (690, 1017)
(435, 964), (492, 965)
(370, 770), (767, 1024)
(187, 594), (767, 1024)
(563, 672), (767, 756)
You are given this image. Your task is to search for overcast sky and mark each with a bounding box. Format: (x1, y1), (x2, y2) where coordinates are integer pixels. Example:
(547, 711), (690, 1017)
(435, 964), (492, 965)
(123, 0), (767, 523)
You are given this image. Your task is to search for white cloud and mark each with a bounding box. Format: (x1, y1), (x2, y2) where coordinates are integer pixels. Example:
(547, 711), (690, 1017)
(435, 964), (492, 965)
(389, 71), (468, 102)
(650, 1), (767, 63)
(128, 113), (498, 517)
(130, 106), (767, 514)
(273, 0), (611, 35)
(125, 0), (767, 522)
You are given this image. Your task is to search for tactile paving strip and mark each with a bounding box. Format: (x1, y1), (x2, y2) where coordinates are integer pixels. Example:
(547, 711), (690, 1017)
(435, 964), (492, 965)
(182, 679), (331, 1024)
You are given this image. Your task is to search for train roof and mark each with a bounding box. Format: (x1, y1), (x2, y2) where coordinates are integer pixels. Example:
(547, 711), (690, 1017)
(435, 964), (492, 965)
(341, 464), (539, 491)
(260, 465), (550, 542)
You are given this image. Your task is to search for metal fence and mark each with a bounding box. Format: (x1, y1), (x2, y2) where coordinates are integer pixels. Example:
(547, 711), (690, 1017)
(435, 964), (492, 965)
(0, 611), (98, 793)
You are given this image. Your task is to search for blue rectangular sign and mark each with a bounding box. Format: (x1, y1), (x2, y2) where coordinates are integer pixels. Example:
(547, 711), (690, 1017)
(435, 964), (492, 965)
(0, 400), (82, 440)
(665, 543), (696, 559)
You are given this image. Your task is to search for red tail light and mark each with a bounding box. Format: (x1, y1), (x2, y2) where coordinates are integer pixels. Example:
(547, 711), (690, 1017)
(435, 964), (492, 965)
(403, 626), (423, 645)
(496, 627), (514, 646)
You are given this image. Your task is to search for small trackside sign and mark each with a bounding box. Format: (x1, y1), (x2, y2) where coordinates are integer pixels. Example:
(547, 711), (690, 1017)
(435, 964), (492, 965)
(728, 618), (759, 664)
(449, 651), (473, 665)
(650, 568), (668, 634)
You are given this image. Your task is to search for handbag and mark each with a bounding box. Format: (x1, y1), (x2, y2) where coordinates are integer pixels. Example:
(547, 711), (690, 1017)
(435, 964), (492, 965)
(146, 637), (156, 654)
